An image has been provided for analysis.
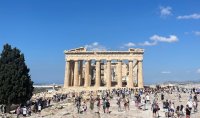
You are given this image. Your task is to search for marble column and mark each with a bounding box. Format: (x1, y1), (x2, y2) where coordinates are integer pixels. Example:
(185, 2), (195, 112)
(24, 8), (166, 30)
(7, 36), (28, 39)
(117, 60), (122, 88)
(95, 60), (101, 87)
(73, 60), (79, 87)
(79, 60), (83, 86)
(70, 61), (74, 86)
(132, 61), (138, 87)
(64, 60), (70, 88)
(107, 60), (111, 88)
(84, 60), (90, 87)
(138, 60), (144, 88)
(128, 60), (133, 88)
(88, 60), (92, 86)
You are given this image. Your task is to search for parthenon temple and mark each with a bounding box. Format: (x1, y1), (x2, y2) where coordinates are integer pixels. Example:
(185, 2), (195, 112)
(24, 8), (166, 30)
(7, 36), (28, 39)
(63, 47), (144, 90)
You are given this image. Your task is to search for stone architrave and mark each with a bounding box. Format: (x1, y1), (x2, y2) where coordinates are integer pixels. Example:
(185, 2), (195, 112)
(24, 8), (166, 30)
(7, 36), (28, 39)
(138, 60), (144, 88)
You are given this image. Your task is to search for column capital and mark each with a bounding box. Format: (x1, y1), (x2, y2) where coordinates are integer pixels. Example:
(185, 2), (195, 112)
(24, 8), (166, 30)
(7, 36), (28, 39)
(85, 59), (91, 62)
(74, 59), (79, 62)
(95, 60), (101, 62)
(128, 60), (133, 62)
(107, 60), (111, 62)
(66, 59), (71, 62)
(138, 60), (143, 62)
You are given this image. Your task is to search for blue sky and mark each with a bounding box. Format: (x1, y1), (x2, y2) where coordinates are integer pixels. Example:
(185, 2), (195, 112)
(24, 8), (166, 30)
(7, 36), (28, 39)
(0, 0), (200, 84)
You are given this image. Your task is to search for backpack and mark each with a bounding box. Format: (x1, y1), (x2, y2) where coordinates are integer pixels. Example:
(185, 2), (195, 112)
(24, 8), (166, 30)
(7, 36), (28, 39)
(152, 103), (158, 110)
(106, 101), (110, 107)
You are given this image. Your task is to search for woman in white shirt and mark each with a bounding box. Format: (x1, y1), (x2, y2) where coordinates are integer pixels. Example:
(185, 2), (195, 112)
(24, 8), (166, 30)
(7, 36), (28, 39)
(22, 106), (27, 117)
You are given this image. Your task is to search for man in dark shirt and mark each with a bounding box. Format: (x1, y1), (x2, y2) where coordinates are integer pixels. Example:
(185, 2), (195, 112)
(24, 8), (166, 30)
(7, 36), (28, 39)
(164, 100), (169, 115)
(193, 94), (197, 101)
(161, 93), (164, 101)
(186, 105), (191, 118)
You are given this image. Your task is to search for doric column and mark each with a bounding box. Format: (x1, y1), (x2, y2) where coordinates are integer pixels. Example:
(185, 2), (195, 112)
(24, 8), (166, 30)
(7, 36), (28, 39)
(117, 60), (122, 88)
(79, 60), (83, 86)
(88, 60), (92, 86)
(73, 60), (79, 87)
(128, 60), (133, 88)
(138, 60), (144, 88)
(95, 60), (101, 87)
(70, 61), (74, 86)
(64, 60), (71, 88)
(84, 60), (90, 87)
(107, 60), (111, 88)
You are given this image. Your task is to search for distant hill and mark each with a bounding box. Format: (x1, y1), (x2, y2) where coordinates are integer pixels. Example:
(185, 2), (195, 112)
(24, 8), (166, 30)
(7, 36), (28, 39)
(162, 80), (200, 85)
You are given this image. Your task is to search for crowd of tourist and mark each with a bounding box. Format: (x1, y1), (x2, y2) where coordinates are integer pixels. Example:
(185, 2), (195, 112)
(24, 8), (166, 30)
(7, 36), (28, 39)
(67, 87), (199, 118)
(14, 98), (52, 118)
(0, 86), (199, 118)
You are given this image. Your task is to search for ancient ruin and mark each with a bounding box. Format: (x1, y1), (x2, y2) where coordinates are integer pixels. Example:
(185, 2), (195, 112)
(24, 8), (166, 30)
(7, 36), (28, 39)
(63, 47), (144, 90)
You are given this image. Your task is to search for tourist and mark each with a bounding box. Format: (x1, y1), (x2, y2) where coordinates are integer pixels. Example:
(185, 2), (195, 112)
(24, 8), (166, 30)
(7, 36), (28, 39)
(151, 101), (159, 117)
(193, 93), (198, 101)
(164, 100), (170, 116)
(38, 103), (42, 114)
(27, 106), (31, 116)
(170, 102), (175, 117)
(22, 106), (27, 117)
(179, 94), (181, 102)
(48, 99), (51, 106)
(126, 97), (130, 110)
(117, 96), (121, 111)
(1, 105), (6, 114)
(186, 105), (191, 118)
(76, 96), (81, 114)
(180, 105), (184, 117)
(96, 95), (101, 113)
(141, 97), (146, 110)
(82, 101), (87, 112)
(123, 97), (128, 111)
(187, 100), (193, 111)
(89, 97), (94, 111)
(16, 106), (21, 118)
(193, 100), (197, 112)
(175, 106), (180, 118)
(161, 93), (164, 101)
(189, 94), (192, 101)
(102, 99), (106, 113)
(106, 99), (110, 113)
(146, 94), (150, 104)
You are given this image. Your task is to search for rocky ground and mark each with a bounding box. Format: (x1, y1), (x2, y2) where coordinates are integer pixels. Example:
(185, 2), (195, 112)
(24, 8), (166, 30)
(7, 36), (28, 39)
(3, 91), (199, 118)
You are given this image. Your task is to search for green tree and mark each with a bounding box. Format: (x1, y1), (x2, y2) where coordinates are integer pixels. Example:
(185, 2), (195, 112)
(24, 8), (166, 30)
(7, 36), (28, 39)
(0, 44), (34, 112)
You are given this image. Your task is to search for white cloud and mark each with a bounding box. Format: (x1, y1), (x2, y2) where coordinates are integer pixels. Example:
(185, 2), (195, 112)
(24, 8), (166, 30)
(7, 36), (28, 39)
(150, 34), (179, 43)
(177, 13), (200, 20)
(161, 71), (171, 74)
(139, 41), (157, 46)
(197, 69), (200, 74)
(124, 42), (136, 47)
(85, 42), (106, 51)
(194, 31), (200, 36)
(160, 6), (172, 16)
(121, 34), (178, 48)
(92, 42), (98, 46)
